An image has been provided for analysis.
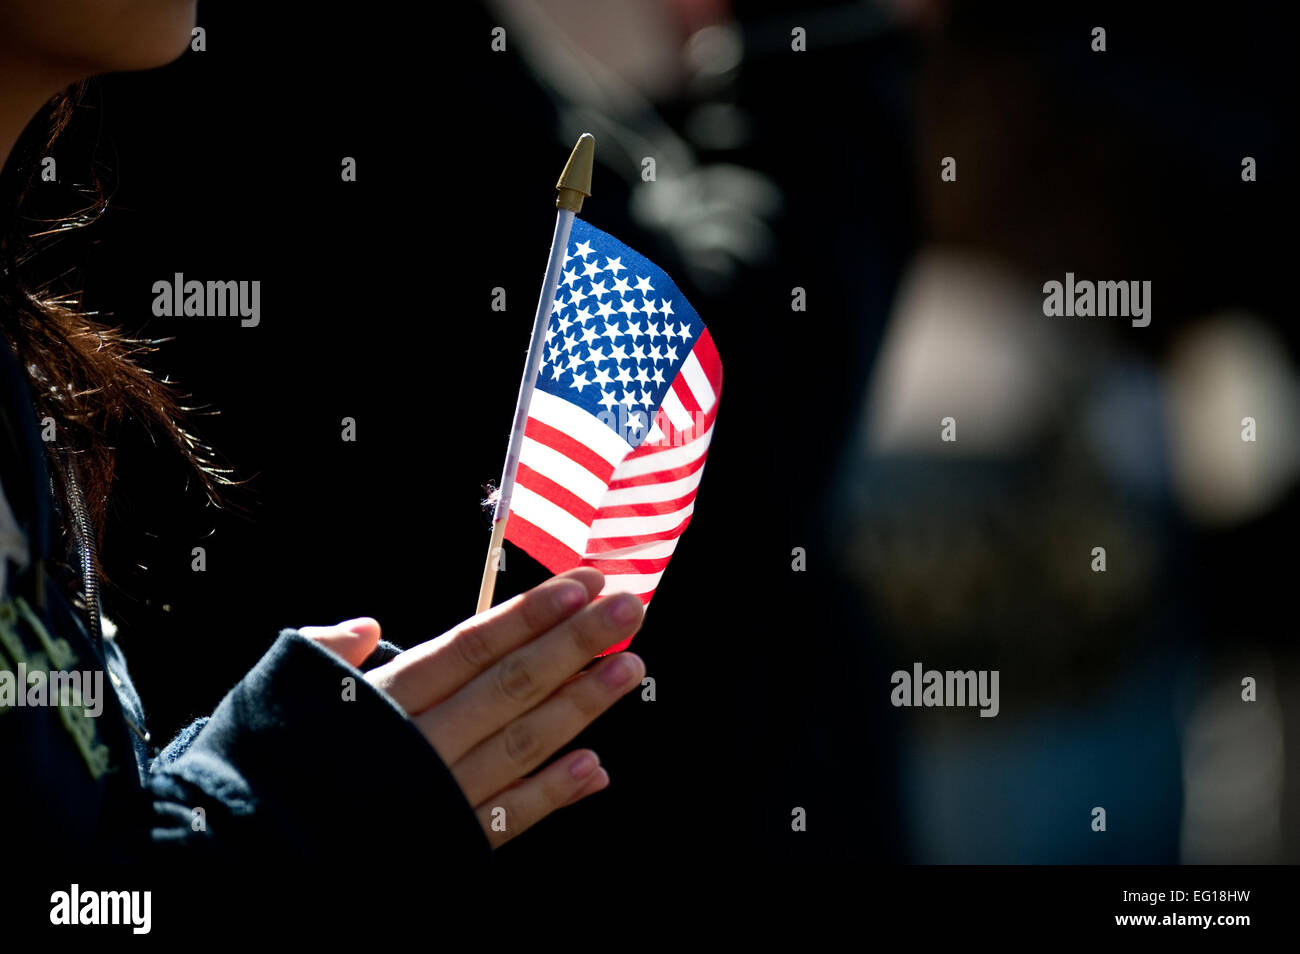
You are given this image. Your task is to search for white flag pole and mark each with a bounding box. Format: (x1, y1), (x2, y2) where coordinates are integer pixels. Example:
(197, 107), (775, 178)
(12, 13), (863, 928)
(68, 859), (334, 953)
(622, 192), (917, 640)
(477, 133), (595, 614)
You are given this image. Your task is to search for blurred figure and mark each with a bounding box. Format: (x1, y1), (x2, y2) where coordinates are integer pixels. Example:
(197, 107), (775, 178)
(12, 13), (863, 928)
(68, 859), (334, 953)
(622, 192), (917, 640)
(834, 2), (1296, 862)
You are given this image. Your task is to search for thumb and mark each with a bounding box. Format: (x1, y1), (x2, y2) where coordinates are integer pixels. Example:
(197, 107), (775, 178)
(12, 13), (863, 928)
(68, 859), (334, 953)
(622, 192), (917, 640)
(297, 617), (382, 669)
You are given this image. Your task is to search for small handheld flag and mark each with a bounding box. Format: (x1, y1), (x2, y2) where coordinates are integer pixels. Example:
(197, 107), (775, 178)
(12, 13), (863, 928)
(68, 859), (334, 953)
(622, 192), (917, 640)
(478, 134), (722, 654)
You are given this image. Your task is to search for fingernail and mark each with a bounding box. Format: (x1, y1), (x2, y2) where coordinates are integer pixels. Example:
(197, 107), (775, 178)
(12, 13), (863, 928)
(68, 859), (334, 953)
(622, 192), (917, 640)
(605, 594), (642, 626)
(566, 767), (609, 804)
(600, 653), (639, 689)
(554, 582), (586, 613)
(569, 751), (599, 780)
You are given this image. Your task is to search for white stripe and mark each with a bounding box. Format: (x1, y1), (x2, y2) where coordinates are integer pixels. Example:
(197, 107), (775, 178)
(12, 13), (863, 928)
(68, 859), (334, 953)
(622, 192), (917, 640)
(519, 437), (608, 507)
(585, 538), (679, 560)
(681, 351), (717, 413)
(600, 468), (703, 507)
(528, 389), (631, 466)
(510, 484), (592, 555)
(598, 571), (664, 596)
(658, 388), (693, 432)
(590, 501), (693, 538)
(613, 424), (713, 480)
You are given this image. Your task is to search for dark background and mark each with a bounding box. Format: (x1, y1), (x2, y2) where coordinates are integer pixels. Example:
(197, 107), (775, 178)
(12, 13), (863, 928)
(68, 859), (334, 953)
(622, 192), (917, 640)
(60, 0), (1296, 872)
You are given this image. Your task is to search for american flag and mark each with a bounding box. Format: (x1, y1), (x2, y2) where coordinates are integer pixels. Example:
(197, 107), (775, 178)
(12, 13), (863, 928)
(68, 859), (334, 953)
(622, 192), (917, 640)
(503, 218), (722, 652)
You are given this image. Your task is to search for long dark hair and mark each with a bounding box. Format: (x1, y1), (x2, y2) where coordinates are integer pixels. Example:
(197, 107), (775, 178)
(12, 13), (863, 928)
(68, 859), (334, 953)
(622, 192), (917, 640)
(0, 83), (231, 550)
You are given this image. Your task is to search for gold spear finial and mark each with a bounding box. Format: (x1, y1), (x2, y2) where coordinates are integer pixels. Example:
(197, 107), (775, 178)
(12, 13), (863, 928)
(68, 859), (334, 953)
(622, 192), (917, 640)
(555, 133), (594, 213)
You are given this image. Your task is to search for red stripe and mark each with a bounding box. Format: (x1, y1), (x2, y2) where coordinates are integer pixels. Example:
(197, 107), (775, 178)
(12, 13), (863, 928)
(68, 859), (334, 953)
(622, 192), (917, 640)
(582, 556), (672, 575)
(515, 463), (596, 524)
(606, 447), (709, 489)
(693, 328), (724, 395)
(585, 512), (693, 552)
(671, 373), (703, 418)
(502, 513), (580, 574)
(624, 405), (717, 462)
(523, 417), (615, 482)
(594, 487), (697, 520)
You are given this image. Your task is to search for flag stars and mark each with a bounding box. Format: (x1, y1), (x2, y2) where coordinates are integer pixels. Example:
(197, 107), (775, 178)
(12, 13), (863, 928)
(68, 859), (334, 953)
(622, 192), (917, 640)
(538, 229), (710, 450)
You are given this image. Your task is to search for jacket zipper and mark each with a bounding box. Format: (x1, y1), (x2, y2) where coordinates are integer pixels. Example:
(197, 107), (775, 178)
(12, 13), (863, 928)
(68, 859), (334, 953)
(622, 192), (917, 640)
(61, 462), (151, 746)
(60, 463), (102, 646)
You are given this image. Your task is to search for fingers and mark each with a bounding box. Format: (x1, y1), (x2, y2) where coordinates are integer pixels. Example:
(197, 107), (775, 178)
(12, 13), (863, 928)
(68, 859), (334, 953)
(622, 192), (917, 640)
(419, 593), (646, 763)
(474, 749), (611, 849)
(366, 567), (604, 714)
(451, 651), (645, 805)
(297, 617), (382, 669)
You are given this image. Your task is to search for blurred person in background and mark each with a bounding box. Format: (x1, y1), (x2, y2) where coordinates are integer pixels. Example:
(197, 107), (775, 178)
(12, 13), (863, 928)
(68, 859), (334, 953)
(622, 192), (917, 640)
(833, 3), (1296, 861)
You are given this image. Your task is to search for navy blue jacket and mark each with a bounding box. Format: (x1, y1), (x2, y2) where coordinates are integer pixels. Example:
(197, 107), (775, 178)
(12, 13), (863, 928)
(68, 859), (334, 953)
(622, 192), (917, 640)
(0, 337), (492, 870)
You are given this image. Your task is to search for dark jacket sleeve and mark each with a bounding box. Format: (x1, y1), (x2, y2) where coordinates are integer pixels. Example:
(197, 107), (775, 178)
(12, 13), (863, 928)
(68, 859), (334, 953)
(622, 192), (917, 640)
(136, 629), (493, 867)
(4, 349), (491, 873)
